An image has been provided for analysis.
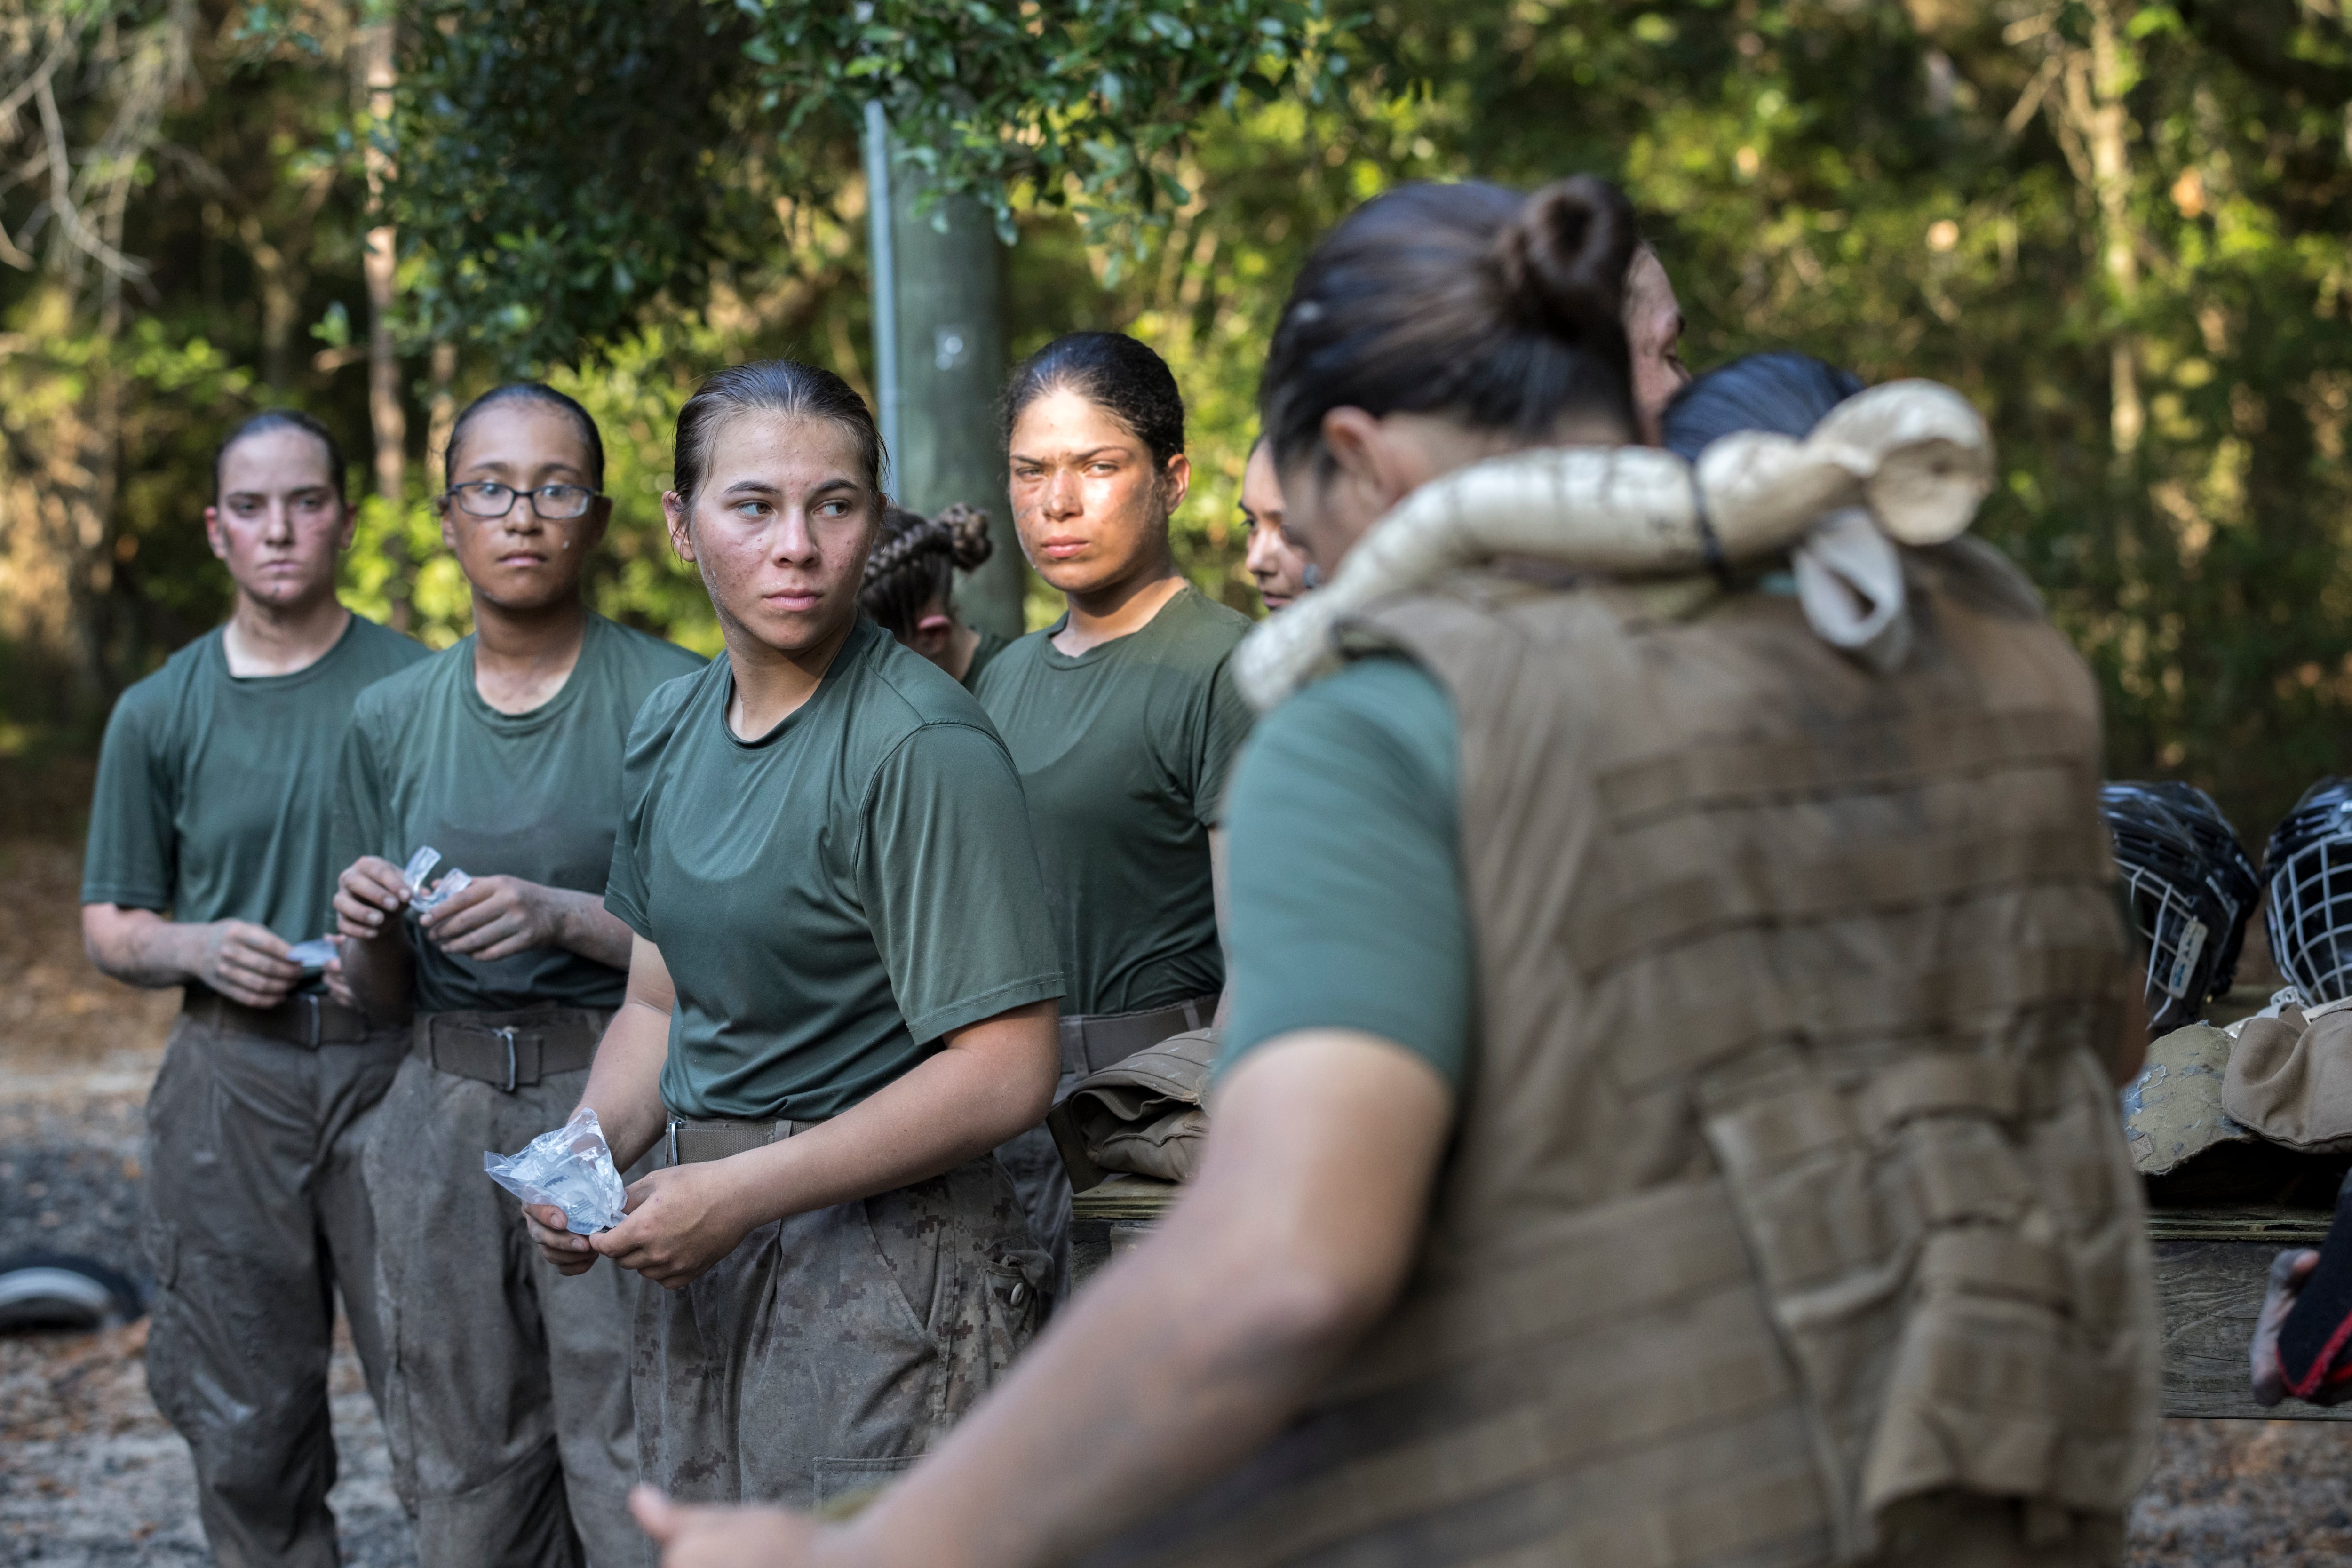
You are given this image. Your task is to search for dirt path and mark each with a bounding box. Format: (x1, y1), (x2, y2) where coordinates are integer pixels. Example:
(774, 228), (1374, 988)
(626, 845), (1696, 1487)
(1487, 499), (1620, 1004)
(7, 834), (2352, 1563)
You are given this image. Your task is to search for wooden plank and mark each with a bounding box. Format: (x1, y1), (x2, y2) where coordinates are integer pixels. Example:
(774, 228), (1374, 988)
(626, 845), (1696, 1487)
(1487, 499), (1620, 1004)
(2153, 1234), (2352, 1421)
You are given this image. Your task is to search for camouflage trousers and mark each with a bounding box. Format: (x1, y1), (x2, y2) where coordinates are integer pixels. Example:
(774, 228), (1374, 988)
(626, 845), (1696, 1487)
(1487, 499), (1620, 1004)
(140, 1009), (407, 1568)
(363, 1051), (647, 1568)
(633, 1152), (1050, 1509)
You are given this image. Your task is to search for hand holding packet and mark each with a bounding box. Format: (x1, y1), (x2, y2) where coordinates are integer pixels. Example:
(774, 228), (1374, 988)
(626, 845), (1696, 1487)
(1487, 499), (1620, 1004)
(285, 937), (339, 972)
(484, 1107), (629, 1235)
(400, 844), (474, 914)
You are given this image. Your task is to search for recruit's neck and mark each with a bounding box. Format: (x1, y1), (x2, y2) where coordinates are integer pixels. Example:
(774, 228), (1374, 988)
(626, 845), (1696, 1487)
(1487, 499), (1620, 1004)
(1053, 566), (1185, 657)
(221, 585), (350, 678)
(722, 614), (857, 741)
(472, 591), (590, 716)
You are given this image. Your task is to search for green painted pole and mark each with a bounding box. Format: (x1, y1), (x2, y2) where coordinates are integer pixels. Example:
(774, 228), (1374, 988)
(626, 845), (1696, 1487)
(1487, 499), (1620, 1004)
(885, 180), (1025, 639)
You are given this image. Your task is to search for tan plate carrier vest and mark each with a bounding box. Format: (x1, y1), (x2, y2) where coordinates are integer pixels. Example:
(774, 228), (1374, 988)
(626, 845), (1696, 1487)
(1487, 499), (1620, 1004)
(1089, 543), (2158, 1568)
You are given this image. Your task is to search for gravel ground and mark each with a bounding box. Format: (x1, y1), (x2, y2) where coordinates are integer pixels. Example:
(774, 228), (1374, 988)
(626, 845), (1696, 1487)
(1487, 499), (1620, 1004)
(8, 834), (2352, 1564)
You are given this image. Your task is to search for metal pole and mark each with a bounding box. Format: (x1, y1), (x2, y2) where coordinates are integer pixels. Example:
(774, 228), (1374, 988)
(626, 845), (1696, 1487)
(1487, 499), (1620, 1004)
(862, 99), (902, 480)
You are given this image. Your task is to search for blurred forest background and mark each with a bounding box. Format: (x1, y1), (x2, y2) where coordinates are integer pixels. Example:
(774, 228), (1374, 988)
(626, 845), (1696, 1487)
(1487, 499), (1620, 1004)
(6, 0), (2352, 842)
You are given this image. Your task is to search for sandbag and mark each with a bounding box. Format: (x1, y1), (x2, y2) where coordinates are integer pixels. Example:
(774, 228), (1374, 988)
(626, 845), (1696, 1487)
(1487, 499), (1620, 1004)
(2223, 1003), (2352, 1154)
(1048, 1028), (1216, 1189)
(2123, 1022), (2256, 1175)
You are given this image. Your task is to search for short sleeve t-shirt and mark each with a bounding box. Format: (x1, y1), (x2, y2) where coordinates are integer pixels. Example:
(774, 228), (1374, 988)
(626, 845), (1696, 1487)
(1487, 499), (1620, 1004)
(1218, 655), (1473, 1092)
(973, 584), (1255, 1017)
(961, 627), (1010, 692)
(606, 617), (1065, 1122)
(334, 613), (706, 1015)
(82, 614), (428, 956)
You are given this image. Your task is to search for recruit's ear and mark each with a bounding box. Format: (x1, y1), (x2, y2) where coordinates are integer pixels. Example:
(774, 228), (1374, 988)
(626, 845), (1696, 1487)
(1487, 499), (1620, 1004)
(661, 491), (697, 564)
(203, 505), (229, 563)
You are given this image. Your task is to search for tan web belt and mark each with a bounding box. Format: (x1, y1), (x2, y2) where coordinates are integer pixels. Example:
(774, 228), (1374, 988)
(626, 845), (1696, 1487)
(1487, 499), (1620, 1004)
(664, 1115), (821, 1166)
(1058, 992), (1217, 1080)
(413, 1007), (607, 1091)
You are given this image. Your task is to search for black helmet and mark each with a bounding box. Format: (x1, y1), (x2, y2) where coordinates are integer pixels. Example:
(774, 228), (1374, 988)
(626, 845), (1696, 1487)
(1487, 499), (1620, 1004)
(2265, 778), (2352, 1006)
(2101, 782), (2239, 1032)
(2143, 780), (2261, 994)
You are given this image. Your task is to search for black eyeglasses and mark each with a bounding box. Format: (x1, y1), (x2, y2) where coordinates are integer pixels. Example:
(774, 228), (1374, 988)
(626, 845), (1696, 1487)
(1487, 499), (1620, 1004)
(445, 481), (600, 520)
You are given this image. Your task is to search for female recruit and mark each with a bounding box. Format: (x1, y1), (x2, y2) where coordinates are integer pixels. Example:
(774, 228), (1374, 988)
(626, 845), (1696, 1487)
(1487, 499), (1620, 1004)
(858, 502), (1006, 688)
(637, 179), (2154, 1568)
(523, 360), (1064, 1509)
(329, 382), (702, 1568)
(973, 333), (1255, 1290)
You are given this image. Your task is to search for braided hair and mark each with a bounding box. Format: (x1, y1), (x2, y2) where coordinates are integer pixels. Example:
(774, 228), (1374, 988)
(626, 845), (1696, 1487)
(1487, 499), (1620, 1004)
(860, 503), (994, 637)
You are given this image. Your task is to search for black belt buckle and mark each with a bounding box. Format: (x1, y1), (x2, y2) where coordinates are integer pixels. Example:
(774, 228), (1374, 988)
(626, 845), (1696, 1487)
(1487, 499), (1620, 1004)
(298, 993), (324, 1049)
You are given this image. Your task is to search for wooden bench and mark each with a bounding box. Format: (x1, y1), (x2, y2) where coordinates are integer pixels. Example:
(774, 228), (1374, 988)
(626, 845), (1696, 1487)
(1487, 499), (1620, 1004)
(1072, 1177), (2340, 1421)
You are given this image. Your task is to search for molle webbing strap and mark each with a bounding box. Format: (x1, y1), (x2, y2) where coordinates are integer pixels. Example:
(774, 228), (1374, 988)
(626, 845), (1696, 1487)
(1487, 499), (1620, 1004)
(664, 1116), (818, 1164)
(1594, 707), (2097, 828)
(1089, 1283), (1818, 1568)
(1058, 994), (1219, 1081)
(1608, 943), (2122, 1092)
(1566, 826), (2108, 978)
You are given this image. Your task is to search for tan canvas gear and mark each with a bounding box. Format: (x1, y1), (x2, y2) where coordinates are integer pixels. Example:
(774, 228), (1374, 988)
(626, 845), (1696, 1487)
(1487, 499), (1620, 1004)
(1048, 1026), (1216, 1190)
(2222, 1005), (2352, 1153)
(1058, 993), (1217, 1079)
(412, 1005), (606, 1090)
(1089, 542), (2156, 1568)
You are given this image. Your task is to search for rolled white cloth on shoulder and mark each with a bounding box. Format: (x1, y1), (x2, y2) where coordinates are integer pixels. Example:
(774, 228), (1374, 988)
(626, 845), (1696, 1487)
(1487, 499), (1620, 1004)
(1233, 379), (1994, 711)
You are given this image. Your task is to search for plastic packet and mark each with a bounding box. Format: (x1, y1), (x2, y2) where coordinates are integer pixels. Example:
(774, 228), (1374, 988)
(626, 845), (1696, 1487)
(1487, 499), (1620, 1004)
(286, 937), (338, 972)
(483, 1107), (629, 1235)
(401, 844), (473, 913)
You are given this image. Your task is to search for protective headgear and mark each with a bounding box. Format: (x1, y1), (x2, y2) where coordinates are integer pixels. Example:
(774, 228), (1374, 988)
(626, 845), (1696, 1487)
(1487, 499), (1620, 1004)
(2100, 782), (2247, 1032)
(2143, 780), (2261, 995)
(2266, 778), (2352, 1006)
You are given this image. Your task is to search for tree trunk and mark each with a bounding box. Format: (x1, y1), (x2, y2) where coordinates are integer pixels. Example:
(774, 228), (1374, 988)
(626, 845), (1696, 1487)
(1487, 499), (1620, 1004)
(358, 15), (410, 628)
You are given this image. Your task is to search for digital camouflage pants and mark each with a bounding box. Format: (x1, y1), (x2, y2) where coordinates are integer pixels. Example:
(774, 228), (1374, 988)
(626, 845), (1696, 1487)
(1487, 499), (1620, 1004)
(634, 1152), (1050, 1509)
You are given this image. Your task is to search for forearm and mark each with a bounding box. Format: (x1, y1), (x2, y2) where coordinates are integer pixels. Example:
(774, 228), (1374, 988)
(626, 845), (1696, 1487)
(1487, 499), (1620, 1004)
(83, 906), (198, 988)
(836, 1035), (1444, 1568)
(578, 997), (675, 1168)
(549, 889), (635, 970)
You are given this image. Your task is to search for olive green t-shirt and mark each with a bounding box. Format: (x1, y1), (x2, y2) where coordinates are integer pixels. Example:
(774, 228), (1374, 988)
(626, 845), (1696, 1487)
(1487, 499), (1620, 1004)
(1218, 655), (1473, 1092)
(973, 584), (1255, 1018)
(333, 613), (706, 1015)
(81, 614), (429, 958)
(605, 617), (1065, 1122)
(961, 626), (1009, 692)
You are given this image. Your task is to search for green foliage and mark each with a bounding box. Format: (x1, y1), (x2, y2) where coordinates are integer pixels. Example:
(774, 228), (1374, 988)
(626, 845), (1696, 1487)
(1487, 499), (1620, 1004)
(738, 0), (1359, 268)
(388, 0), (763, 369)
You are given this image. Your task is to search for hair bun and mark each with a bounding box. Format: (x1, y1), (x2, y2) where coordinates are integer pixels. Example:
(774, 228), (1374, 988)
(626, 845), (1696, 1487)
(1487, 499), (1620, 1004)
(1489, 175), (1637, 346)
(935, 502), (995, 571)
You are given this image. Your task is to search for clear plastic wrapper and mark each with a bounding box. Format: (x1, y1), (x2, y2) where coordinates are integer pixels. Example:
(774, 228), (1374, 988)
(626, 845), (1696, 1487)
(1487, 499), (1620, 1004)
(401, 844), (473, 913)
(483, 1107), (629, 1234)
(285, 937), (338, 972)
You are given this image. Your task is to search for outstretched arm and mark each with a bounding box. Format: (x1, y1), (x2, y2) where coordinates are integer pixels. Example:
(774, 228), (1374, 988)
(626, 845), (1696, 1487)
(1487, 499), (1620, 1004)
(83, 903), (302, 1009)
(634, 1027), (1454, 1568)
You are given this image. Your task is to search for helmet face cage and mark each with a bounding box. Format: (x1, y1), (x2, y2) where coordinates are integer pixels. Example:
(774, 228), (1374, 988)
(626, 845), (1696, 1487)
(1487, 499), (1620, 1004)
(2102, 783), (2239, 1033)
(2264, 779), (2352, 1009)
(2267, 835), (2352, 1007)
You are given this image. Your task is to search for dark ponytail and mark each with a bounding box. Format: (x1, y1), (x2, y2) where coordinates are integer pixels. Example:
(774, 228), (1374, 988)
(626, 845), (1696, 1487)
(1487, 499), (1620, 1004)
(860, 503), (993, 637)
(1259, 176), (1639, 474)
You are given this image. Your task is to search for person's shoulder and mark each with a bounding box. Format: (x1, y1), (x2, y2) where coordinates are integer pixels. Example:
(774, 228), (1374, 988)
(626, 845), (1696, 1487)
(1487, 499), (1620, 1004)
(350, 636), (465, 725)
(628, 655), (720, 746)
(106, 631), (218, 738)
(858, 624), (997, 735)
(969, 623), (1053, 698)
(1157, 583), (1254, 654)
(341, 612), (432, 675)
(591, 613), (711, 683)
(1255, 654), (1455, 782)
